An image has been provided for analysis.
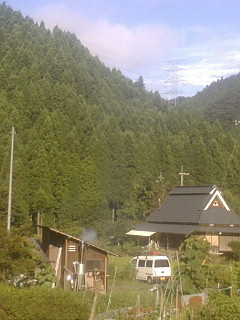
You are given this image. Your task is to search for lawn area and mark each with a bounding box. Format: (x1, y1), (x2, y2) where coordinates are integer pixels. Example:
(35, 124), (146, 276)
(93, 255), (159, 314)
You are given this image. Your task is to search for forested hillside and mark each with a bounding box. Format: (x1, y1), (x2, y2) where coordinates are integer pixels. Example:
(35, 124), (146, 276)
(0, 3), (240, 235)
(181, 74), (240, 128)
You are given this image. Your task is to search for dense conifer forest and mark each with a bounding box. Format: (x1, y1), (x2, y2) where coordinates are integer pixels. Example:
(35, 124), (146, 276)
(0, 3), (240, 235)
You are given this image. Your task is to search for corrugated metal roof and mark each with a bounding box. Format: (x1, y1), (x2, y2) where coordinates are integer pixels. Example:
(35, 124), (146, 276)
(133, 222), (197, 235)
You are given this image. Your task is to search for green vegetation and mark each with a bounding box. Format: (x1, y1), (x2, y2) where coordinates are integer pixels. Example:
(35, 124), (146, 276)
(0, 224), (39, 284)
(0, 284), (90, 320)
(177, 236), (210, 294)
(183, 291), (240, 320)
(1, 3), (240, 319)
(0, 3), (239, 237)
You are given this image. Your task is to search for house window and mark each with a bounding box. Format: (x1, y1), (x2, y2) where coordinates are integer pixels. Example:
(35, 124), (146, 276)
(210, 246), (219, 254)
(213, 200), (219, 207)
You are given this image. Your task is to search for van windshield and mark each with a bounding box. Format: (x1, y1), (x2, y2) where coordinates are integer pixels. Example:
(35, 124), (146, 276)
(154, 260), (169, 267)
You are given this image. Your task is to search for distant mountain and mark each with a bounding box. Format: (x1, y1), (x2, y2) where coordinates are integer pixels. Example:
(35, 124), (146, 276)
(180, 74), (240, 128)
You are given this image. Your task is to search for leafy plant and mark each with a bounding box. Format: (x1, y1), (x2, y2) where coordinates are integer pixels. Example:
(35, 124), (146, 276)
(176, 236), (210, 294)
(0, 224), (40, 284)
(36, 263), (56, 287)
(0, 283), (90, 320)
(228, 241), (240, 260)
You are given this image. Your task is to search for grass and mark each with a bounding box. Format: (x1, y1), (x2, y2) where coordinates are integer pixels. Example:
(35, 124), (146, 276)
(92, 255), (159, 314)
(0, 254), (182, 319)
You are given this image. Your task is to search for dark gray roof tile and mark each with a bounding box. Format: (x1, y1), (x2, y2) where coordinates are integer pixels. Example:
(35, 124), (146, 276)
(134, 222), (197, 235)
(169, 185), (214, 195)
(147, 193), (208, 224)
(199, 208), (240, 225)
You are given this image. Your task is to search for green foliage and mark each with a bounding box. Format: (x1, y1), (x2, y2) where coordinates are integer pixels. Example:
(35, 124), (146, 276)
(0, 283), (90, 320)
(95, 219), (134, 249)
(0, 2), (240, 235)
(228, 241), (240, 260)
(36, 263), (56, 287)
(0, 224), (40, 283)
(177, 236), (210, 294)
(191, 291), (240, 320)
(108, 256), (137, 281)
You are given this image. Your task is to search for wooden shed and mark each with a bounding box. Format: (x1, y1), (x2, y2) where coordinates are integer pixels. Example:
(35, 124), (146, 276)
(39, 226), (117, 293)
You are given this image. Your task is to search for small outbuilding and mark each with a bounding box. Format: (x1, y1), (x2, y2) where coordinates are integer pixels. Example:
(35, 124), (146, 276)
(39, 226), (117, 293)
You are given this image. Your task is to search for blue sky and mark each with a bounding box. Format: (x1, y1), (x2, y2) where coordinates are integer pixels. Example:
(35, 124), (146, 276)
(5, 0), (240, 97)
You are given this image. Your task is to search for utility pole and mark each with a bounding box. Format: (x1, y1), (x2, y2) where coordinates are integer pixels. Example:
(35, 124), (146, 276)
(156, 171), (165, 183)
(156, 171), (165, 206)
(179, 166), (189, 186)
(7, 127), (15, 233)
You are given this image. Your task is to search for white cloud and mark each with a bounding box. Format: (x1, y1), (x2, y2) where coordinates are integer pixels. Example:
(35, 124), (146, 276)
(32, 3), (185, 73)
(31, 3), (240, 97)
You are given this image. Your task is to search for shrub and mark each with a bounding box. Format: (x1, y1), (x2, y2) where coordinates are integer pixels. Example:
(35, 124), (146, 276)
(228, 241), (240, 260)
(0, 283), (90, 320)
(0, 225), (41, 283)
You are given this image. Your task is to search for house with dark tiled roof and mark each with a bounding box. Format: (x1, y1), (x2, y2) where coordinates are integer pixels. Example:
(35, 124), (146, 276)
(127, 185), (240, 253)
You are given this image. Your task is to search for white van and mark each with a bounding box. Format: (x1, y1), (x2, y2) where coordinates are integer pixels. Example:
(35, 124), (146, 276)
(130, 254), (171, 284)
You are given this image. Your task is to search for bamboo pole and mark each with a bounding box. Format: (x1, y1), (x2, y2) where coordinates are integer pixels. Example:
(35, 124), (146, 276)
(159, 284), (164, 318)
(89, 293), (98, 320)
(106, 266), (117, 312)
(176, 287), (179, 320)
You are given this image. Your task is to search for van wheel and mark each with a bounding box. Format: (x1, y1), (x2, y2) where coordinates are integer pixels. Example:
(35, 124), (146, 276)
(147, 277), (153, 284)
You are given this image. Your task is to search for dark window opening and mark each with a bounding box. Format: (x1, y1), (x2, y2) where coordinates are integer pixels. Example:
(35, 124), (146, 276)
(146, 260), (153, 267)
(85, 260), (102, 271)
(138, 260), (145, 267)
(154, 260), (169, 267)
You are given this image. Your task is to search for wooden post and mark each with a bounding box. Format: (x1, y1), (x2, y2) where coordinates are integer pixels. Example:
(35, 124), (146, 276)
(176, 287), (179, 320)
(191, 308), (194, 320)
(104, 255), (108, 293)
(136, 295), (141, 315)
(63, 238), (68, 289)
(7, 127), (15, 233)
(155, 288), (159, 307)
(37, 212), (40, 236)
(159, 283), (164, 318)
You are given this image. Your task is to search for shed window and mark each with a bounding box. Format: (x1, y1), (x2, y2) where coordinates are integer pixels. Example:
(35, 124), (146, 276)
(138, 260), (145, 268)
(85, 260), (102, 271)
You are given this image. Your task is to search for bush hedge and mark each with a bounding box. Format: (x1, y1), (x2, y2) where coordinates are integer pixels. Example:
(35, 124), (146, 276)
(0, 284), (90, 320)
